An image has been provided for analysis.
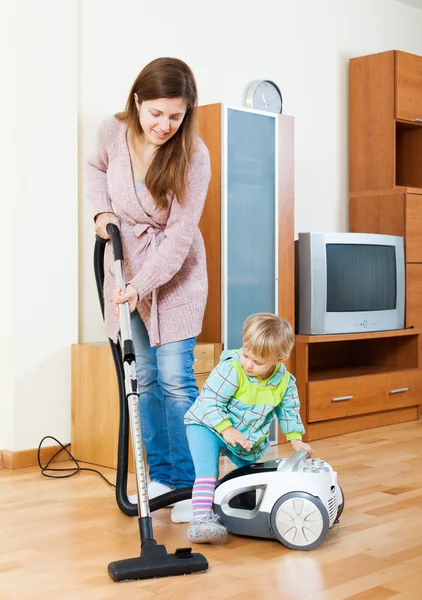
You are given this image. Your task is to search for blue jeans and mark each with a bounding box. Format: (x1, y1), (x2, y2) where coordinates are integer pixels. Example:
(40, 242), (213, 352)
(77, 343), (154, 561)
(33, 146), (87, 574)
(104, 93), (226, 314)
(131, 311), (197, 488)
(186, 423), (259, 478)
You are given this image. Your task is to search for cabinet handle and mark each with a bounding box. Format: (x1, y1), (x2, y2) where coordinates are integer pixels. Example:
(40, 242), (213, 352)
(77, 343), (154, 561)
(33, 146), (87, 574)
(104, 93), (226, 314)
(415, 118), (422, 122)
(389, 387), (409, 395)
(331, 395), (353, 402)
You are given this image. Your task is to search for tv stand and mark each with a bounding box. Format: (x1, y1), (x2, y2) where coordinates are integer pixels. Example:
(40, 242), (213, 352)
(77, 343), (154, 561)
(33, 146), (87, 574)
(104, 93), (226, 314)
(294, 328), (422, 441)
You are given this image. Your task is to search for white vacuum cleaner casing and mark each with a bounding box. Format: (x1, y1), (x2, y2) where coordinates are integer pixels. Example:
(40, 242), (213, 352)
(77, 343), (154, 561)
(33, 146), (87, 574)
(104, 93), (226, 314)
(213, 450), (343, 550)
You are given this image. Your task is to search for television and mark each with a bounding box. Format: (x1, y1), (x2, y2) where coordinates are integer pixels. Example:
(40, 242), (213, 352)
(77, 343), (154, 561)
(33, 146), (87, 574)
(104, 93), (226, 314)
(295, 232), (405, 335)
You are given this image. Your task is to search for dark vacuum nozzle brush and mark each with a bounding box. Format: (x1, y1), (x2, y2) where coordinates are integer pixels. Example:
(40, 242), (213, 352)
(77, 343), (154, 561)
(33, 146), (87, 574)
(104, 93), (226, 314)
(108, 517), (207, 581)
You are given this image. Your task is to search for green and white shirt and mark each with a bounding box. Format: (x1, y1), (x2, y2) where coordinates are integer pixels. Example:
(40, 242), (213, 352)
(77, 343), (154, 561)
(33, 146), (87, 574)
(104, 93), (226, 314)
(184, 349), (305, 460)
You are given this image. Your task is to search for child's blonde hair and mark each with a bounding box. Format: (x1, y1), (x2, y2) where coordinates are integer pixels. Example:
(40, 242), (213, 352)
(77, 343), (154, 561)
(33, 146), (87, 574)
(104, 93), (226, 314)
(242, 313), (294, 362)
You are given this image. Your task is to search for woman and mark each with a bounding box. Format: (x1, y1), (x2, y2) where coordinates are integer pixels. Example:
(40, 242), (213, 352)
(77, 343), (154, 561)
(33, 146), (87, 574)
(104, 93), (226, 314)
(86, 57), (211, 523)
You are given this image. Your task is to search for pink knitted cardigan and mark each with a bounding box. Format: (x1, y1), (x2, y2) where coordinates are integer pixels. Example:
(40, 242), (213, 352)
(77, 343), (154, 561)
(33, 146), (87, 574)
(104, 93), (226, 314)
(86, 116), (211, 346)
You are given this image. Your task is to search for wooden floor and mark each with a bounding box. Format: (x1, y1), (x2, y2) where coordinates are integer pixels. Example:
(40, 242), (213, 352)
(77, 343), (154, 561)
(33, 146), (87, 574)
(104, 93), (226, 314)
(1, 421), (422, 600)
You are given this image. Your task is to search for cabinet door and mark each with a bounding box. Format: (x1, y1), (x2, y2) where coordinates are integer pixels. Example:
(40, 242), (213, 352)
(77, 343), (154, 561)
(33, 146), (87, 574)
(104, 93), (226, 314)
(349, 193), (405, 237)
(396, 51), (422, 122)
(225, 108), (276, 348)
(405, 194), (422, 262)
(406, 264), (422, 328)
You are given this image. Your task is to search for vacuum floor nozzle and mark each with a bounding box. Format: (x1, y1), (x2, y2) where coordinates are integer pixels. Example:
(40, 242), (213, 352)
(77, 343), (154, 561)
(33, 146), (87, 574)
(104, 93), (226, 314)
(108, 542), (208, 582)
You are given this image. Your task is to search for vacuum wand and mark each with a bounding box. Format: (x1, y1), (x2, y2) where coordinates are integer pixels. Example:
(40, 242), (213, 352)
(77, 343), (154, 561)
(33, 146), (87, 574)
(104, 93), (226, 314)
(103, 223), (208, 581)
(107, 224), (150, 525)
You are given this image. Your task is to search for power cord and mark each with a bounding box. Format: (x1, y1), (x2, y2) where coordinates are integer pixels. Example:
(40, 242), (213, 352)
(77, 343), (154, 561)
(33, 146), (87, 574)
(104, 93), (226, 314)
(37, 435), (116, 489)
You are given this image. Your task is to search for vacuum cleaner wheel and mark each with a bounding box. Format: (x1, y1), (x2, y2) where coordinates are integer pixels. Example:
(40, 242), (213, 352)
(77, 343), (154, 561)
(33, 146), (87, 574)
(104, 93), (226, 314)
(270, 491), (329, 551)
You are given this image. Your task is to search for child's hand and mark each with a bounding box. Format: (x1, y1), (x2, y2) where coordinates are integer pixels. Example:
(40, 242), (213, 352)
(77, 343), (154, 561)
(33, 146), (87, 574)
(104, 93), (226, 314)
(222, 427), (252, 451)
(290, 439), (314, 458)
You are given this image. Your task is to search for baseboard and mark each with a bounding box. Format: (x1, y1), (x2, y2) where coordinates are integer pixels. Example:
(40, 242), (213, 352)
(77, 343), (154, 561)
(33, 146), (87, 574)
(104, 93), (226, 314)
(1, 444), (71, 470)
(305, 406), (418, 441)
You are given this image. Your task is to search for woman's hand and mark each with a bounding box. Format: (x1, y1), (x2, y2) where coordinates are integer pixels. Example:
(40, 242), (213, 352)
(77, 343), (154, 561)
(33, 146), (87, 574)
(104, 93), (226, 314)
(222, 427), (252, 451)
(113, 284), (139, 315)
(290, 439), (314, 458)
(94, 212), (120, 239)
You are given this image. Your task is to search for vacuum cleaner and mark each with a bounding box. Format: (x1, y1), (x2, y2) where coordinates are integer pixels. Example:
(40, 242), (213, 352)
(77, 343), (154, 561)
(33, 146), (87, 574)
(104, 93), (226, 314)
(94, 226), (344, 576)
(213, 452), (344, 551)
(95, 224), (208, 581)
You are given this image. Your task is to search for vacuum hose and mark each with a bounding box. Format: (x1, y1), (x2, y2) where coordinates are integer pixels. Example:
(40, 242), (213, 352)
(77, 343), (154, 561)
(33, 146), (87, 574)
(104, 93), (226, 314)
(94, 234), (193, 516)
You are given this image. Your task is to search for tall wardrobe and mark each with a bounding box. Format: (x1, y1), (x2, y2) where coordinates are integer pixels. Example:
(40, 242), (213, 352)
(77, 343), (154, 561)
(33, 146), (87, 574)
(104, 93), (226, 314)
(197, 103), (295, 359)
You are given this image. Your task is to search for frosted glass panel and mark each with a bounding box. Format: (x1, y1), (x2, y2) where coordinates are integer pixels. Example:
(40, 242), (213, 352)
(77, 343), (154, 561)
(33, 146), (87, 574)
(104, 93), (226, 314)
(226, 109), (276, 348)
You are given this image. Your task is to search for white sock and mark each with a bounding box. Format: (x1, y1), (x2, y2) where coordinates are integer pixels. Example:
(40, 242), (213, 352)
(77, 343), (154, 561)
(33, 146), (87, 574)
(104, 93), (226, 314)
(128, 481), (174, 503)
(171, 499), (193, 523)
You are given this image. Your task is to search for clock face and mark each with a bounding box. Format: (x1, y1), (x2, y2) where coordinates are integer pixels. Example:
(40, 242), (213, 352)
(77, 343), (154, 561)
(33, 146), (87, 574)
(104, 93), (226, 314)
(247, 80), (283, 114)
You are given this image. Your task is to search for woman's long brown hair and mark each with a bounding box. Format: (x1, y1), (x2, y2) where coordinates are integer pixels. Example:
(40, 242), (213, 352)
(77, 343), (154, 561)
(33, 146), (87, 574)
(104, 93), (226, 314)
(116, 57), (198, 209)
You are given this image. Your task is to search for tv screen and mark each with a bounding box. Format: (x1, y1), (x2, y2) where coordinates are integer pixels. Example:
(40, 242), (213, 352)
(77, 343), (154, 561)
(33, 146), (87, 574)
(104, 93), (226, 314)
(326, 244), (397, 312)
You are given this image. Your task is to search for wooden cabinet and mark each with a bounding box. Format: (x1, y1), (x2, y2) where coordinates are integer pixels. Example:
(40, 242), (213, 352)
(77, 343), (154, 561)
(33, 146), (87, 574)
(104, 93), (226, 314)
(396, 51), (422, 122)
(344, 51), (422, 430)
(197, 104), (295, 349)
(350, 50), (422, 336)
(350, 188), (422, 328)
(349, 50), (422, 193)
(295, 329), (422, 441)
(71, 342), (222, 470)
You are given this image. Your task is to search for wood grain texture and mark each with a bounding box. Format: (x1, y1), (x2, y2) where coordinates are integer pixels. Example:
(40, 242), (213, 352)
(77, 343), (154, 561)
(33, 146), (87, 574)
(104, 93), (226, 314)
(1, 445), (71, 471)
(308, 370), (422, 422)
(2, 420), (422, 599)
(305, 406), (418, 441)
(406, 264), (422, 329)
(349, 51), (395, 192)
(349, 192), (405, 238)
(197, 103), (222, 343)
(295, 330), (422, 440)
(395, 50), (422, 122)
(277, 114), (294, 328)
(296, 328), (421, 344)
(405, 194), (422, 262)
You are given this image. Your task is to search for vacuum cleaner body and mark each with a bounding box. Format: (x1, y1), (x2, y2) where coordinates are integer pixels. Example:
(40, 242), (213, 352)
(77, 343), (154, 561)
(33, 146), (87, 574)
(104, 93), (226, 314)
(213, 451), (343, 551)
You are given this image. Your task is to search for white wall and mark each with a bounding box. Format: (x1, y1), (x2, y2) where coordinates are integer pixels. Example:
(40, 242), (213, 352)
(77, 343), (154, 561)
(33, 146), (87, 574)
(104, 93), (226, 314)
(79, 0), (422, 344)
(0, 4), (14, 450)
(2, 0), (421, 452)
(0, 0), (78, 451)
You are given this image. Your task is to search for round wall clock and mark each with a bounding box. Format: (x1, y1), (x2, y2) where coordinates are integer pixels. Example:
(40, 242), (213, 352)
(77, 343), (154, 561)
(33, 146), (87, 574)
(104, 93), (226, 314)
(245, 80), (283, 114)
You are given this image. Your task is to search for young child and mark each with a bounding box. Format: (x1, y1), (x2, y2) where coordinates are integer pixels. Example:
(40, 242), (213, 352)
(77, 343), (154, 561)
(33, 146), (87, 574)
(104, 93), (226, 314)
(184, 312), (314, 544)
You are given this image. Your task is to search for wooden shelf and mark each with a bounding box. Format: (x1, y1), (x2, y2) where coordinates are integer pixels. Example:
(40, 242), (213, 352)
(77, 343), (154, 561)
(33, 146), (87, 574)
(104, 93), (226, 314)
(350, 50), (422, 193)
(296, 328), (421, 344)
(294, 329), (422, 441)
(309, 364), (420, 382)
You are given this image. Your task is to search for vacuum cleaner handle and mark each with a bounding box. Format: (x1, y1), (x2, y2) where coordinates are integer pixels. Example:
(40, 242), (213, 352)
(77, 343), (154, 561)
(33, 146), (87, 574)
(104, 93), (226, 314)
(106, 223), (124, 261)
(95, 224), (121, 253)
(277, 449), (307, 472)
(104, 223), (134, 359)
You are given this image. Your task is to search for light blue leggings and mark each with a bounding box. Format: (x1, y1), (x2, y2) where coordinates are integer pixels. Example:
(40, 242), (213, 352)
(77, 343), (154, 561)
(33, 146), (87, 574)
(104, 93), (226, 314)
(186, 423), (259, 478)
